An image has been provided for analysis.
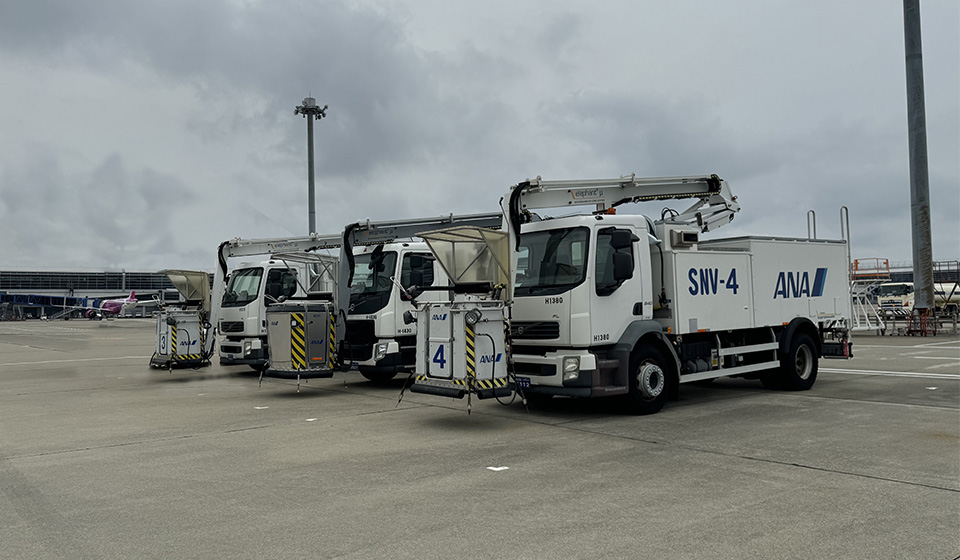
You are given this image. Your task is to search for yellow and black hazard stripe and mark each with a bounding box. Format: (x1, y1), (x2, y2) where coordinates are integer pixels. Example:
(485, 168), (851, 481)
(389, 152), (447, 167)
(465, 321), (476, 382)
(291, 312), (306, 370)
(170, 324), (178, 356)
(173, 354), (204, 362)
(328, 313), (336, 364)
(474, 377), (508, 390)
(414, 375), (508, 390)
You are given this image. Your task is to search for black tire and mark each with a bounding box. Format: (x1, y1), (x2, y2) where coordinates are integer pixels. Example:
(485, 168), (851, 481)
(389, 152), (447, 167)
(778, 333), (818, 391)
(626, 346), (672, 415)
(759, 371), (785, 389)
(361, 371), (398, 384)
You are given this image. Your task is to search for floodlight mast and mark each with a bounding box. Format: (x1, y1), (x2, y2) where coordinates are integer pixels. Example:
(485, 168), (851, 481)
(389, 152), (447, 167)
(294, 97), (328, 235)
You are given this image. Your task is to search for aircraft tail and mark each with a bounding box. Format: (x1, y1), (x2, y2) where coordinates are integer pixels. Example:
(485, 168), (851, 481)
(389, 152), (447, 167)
(130, 291), (136, 300)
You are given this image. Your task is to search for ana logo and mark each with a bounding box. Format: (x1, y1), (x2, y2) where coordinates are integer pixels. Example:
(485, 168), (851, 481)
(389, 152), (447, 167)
(270, 321), (279, 326)
(179, 340), (197, 347)
(432, 313), (448, 321)
(479, 353), (503, 363)
(310, 339), (325, 345)
(774, 268), (827, 299)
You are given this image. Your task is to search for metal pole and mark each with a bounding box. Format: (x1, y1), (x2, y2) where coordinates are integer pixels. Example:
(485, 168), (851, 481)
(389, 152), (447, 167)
(294, 97), (328, 236)
(307, 115), (315, 235)
(903, 0), (934, 311)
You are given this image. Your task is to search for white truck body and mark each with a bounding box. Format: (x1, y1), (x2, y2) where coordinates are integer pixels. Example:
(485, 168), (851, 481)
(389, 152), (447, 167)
(510, 218), (852, 395)
(504, 174), (852, 414)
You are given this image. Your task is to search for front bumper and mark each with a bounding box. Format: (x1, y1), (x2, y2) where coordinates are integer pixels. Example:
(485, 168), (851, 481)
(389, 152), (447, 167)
(512, 349), (627, 397)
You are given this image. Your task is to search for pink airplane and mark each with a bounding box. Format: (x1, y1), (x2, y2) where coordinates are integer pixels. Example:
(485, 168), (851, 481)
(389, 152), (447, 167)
(85, 291), (140, 319)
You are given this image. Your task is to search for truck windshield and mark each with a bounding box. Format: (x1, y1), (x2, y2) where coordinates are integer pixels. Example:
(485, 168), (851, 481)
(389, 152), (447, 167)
(878, 284), (912, 297)
(350, 250), (398, 314)
(222, 267), (263, 307)
(515, 227), (589, 296)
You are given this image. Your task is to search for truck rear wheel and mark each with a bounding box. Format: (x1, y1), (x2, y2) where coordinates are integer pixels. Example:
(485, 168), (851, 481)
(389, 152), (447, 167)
(778, 333), (818, 391)
(626, 346), (671, 415)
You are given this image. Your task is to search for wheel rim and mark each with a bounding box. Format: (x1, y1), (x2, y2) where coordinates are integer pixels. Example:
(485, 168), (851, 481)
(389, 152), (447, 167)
(795, 345), (813, 380)
(637, 362), (664, 399)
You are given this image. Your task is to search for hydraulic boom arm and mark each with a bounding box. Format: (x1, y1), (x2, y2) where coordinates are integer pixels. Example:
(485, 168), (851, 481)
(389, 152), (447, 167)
(505, 174), (739, 249)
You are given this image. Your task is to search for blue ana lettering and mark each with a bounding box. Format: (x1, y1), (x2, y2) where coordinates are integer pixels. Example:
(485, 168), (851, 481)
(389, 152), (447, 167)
(774, 268), (828, 299)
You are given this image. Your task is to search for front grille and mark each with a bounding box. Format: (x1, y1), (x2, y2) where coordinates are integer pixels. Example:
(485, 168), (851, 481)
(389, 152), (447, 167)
(511, 321), (560, 340)
(512, 362), (557, 377)
(220, 321), (244, 333)
(342, 320), (376, 361)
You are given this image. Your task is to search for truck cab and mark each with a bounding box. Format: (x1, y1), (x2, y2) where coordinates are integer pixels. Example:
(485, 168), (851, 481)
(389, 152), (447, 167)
(510, 214), (653, 395)
(218, 260), (304, 368)
(342, 242), (442, 382)
(876, 282), (914, 316)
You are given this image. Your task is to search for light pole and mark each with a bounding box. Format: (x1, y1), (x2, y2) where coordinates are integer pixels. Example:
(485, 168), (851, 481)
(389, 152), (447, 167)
(903, 0), (933, 313)
(295, 97), (328, 235)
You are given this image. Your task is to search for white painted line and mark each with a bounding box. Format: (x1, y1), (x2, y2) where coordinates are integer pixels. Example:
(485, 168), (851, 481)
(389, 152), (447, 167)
(0, 356), (145, 367)
(254, 406), (269, 410)
(854, 341), (960, 349)
(486, 466), (509, 472)
(916, 340), (960, 348)
(925, 387), (938, 390)
(822, 368), (959, 380)
(306, 418), (317, 422)
(912, 356), (960, 360)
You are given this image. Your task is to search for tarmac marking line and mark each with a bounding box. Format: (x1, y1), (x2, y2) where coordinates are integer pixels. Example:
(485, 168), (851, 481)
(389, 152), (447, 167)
(821, 367), (959, 380)
(0, 356), (145, 367)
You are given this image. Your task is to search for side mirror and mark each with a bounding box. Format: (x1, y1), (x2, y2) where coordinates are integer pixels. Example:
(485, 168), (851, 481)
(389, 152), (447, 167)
(613, 252), (633, 281)
(610, 230), (636, 250)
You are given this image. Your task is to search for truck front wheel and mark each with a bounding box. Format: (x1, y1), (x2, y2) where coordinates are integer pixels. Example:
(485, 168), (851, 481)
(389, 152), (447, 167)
(626, 346), (672, 415)
(778, 333), (818, 391)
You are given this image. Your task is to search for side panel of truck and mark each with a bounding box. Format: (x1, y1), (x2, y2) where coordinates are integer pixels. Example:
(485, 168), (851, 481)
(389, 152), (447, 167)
(662, 250), (754, 334)
(700, 237), (851, 326)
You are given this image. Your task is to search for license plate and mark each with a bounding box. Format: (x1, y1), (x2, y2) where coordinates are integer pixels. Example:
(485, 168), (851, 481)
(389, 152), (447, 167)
(515, 376), (531, 389)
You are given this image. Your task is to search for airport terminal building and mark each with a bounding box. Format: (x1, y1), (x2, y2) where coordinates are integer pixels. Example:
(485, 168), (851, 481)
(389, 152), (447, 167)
(0, 270), (207, 320)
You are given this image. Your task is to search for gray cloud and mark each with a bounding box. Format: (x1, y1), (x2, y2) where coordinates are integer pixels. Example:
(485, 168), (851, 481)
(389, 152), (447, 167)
(0, 0), (956, 271)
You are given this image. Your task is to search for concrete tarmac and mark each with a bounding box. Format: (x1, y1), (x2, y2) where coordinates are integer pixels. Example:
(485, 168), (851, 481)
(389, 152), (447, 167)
(1, 319), (957, 559)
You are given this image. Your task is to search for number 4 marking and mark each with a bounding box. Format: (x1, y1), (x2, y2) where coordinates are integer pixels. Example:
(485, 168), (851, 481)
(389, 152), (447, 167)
(726, 269), (739, 295)
(432, 345), (446, 369)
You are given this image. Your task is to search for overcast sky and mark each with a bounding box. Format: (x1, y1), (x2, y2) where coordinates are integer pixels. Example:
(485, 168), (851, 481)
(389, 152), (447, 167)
(1, 0), (957, 273)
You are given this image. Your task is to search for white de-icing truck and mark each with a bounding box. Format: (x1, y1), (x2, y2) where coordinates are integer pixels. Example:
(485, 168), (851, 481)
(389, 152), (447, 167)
(505, 174), (853, 413)
(409, 174), (853, 414)
(213, 235), (344, 370)
(340, 214), (502, 382)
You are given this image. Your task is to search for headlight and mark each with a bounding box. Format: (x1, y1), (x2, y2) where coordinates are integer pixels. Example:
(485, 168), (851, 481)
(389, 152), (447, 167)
(562, 357), (580, 381)
(464, 308), (482, 326)
(375, 343), (389, 361)
(243, 341), (251, 356)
